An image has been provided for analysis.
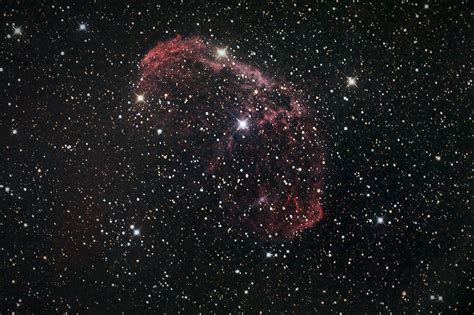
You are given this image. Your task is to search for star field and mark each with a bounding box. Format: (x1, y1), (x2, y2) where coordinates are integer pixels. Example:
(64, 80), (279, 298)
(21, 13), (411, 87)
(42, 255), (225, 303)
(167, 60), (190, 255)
(0, 2), (472, 313)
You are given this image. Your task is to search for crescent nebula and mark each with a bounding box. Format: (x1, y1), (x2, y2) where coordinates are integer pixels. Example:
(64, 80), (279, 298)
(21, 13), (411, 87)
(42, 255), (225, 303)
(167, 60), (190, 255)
(135, 35), (325, 240)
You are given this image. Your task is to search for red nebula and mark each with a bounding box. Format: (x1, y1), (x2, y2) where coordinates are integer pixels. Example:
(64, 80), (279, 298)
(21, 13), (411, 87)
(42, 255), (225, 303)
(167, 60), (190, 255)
(136, 35), (324, 240)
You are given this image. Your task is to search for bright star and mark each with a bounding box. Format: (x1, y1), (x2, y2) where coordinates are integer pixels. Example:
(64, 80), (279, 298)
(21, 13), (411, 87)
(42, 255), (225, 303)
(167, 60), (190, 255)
(79, 23), (87, 31)
(133, 229), (140, 236)
(347, 76), (357, 87)
(216, 48), (227, 58)
(13, 26), (22, 36)
(237, 119), (249, 130)
(136, 94), (145, 103)
(376, 217), (384, 224)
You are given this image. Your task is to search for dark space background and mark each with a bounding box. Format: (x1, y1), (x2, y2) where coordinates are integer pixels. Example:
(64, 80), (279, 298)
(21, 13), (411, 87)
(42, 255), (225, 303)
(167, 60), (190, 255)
(0, 1), (472, 313)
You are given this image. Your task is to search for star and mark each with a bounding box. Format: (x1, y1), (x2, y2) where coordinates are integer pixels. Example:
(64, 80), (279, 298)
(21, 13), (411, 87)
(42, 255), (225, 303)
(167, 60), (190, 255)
(136, 94), (145, 103)
(347, 76), (357, 87)
(216, 48), (228, 58)
(376, 217), (384, 224)
(237, 118), (249, 130)
(78, 23), (87, 31)
(133, 229), (140, 236)
(13, 26), (22, 36)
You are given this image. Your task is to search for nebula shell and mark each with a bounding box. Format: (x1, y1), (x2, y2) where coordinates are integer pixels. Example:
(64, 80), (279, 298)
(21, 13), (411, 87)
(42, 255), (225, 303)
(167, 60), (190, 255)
(136, 36), (325, 240)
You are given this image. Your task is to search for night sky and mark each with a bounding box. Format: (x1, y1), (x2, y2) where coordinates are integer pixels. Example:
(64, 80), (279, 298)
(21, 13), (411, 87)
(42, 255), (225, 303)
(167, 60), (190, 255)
(1, 1), (472, 313)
